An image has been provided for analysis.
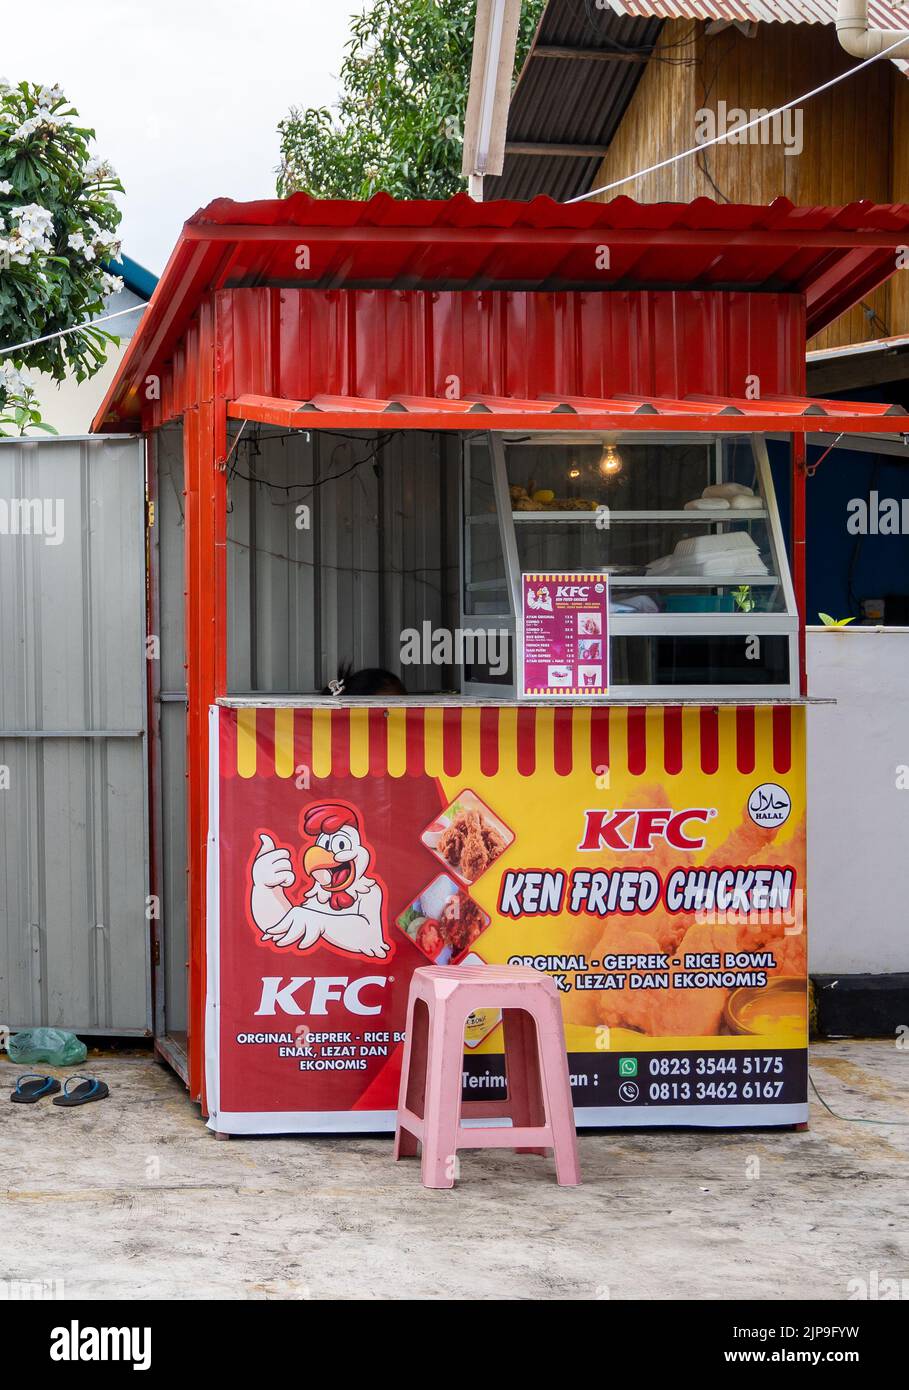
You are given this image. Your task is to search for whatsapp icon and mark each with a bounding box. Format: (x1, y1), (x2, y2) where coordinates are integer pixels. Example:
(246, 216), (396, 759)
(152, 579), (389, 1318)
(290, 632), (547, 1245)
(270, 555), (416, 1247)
(618, 1057), (638, 1078)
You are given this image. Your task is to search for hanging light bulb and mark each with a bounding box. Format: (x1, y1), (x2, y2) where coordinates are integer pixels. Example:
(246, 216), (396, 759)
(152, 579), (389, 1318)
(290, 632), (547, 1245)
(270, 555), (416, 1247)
(598, 442), (622, 477)
(568, 465), (581, 479)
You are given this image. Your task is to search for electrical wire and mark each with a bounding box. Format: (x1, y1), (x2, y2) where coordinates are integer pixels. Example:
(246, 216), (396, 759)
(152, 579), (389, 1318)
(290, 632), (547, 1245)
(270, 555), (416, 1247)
(8, 33), (906, 353)
(567, 32), (909, 203)
(809, 1069), (909, 1126)
(861, 299), (891, 338)
(227, 429), (394, 502)
(225, 533), (449, 594)
(0, 302), (147, 356)
(574, 0), (700, 62)
(694, 25), (740, 204)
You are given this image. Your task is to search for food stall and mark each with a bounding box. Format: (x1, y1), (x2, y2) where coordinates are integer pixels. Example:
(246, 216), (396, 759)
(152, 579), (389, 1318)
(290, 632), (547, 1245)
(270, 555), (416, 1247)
(91, 193), (909, 1134)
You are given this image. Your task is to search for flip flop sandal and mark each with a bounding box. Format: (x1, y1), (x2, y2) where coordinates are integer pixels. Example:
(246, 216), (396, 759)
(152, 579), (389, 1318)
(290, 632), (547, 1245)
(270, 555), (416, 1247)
(10, 1073), (62, 1104)
(52, 1075), (110, 1108)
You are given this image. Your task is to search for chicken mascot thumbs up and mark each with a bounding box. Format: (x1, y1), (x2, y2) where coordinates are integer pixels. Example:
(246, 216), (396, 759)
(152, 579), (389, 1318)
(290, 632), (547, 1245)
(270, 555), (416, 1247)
(250, 804), (390, 960)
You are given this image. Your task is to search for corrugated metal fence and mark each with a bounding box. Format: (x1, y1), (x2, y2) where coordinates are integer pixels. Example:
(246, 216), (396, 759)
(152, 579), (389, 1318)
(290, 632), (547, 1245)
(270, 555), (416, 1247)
(0, 436), (150, 1034)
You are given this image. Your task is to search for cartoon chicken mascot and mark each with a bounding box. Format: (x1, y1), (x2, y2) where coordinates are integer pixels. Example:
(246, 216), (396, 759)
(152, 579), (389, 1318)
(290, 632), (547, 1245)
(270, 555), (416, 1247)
(250, 803), (390, 959)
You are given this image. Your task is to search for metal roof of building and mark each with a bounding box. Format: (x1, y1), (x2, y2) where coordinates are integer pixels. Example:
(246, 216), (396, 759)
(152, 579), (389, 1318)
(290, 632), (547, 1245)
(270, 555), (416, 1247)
(91, 193), (909, 431)
(493, 0), (909, 200)
(601, 0), (909, 73)
(600, 0), (909, 29)
(486, 0), (664, 202)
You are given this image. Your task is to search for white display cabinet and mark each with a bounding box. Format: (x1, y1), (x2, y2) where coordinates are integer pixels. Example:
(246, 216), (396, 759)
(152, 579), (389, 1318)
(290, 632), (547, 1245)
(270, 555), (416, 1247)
(459, 432), (799, 699)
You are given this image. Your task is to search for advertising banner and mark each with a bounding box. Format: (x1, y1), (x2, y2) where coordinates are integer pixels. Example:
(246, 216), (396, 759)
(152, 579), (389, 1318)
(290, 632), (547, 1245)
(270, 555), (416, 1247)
(521, 572), (610, 697)
(206, 702), (807, 1133)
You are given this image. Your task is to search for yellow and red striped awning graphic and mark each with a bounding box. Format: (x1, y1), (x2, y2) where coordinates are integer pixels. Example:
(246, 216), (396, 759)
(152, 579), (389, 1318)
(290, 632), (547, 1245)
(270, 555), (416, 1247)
(220, 703), (799, 780)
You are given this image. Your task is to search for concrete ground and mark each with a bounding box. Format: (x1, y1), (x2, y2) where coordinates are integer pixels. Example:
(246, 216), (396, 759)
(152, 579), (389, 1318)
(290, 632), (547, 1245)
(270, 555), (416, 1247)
(2, 1039), (908, 1301)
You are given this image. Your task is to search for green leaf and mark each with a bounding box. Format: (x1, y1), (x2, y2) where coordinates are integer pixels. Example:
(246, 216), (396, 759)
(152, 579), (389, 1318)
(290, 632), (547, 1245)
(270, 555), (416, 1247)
(818, 613), (855, 627)
(276, 0), (545, 199)
(0, 80), (123, 385)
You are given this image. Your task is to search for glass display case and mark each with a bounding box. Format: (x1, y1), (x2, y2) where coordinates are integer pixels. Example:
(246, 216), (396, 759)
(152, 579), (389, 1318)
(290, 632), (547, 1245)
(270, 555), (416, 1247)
(460, 432), (798, 698)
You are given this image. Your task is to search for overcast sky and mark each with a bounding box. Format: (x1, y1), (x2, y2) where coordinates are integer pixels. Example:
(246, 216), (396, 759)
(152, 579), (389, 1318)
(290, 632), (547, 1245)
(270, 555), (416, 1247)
(3, 0), (361, 275)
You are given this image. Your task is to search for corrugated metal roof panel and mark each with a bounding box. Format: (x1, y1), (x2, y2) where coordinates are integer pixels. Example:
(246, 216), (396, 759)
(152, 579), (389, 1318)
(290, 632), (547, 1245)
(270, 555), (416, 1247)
(602, 0), (909, 55)
(227, 389), (909, 432)
(91, 193), (909, 431)
(487, 3), (665, 201)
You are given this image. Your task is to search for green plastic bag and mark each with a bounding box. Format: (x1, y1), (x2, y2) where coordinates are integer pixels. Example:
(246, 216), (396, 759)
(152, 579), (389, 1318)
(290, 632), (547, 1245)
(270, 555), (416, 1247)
(7, 1028), (87, 1067)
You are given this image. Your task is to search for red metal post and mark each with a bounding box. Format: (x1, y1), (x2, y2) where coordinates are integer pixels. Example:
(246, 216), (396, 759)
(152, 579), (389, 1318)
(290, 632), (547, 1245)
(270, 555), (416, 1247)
(184, 297), (228, 1105)
(791, 432), (808, 695)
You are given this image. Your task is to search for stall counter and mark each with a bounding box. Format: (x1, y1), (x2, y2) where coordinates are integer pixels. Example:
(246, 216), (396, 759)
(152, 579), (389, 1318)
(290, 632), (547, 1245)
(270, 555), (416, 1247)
(205, 697), (808, 1134)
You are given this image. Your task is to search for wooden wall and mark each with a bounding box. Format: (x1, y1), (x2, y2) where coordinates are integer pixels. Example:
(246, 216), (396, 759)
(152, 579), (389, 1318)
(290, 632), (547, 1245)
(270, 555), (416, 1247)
(591, 21), (901, 351)
(890, 70), (909, 336)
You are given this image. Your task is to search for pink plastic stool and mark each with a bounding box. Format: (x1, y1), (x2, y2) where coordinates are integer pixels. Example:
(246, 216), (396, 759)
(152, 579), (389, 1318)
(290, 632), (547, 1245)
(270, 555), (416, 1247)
(394, 965), (580, 1189)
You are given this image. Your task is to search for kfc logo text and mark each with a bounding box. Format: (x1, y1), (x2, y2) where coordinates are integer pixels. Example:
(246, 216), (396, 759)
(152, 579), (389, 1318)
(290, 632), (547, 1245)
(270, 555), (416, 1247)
(255, 975), (388, 1016)
(578, 808), (713, 852)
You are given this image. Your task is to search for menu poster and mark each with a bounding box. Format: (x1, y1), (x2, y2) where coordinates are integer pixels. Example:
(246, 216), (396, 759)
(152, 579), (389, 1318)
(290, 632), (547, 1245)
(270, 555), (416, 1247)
(521, 572), (610, 697)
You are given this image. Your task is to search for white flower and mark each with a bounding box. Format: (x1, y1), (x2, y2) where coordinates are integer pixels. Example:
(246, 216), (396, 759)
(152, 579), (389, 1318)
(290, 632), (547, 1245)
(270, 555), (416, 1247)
(0, 180), (11, 195)
(10, 107), (63, 142)
(84, 157), (116, 182)
(16, 202), (53, 225)
(99, 272), (124, 297)
(67, 230), (87, 251)
(6, 203), (54, 262)
(11, 115), (41, 141)
(0, 359), (33, 395)
(92, 226), (121, 257)
(36, 84), (64, 108)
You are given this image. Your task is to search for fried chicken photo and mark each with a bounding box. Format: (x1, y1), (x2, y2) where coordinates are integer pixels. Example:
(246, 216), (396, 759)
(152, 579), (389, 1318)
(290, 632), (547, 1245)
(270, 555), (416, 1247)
(436, 819), (465, 869)
(434, 806), (509, 883)
(460, 828), (489, 883)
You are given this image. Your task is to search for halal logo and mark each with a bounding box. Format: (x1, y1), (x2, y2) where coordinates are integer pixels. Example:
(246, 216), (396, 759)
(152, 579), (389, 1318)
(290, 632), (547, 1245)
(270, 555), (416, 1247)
(747, 782), (792, 829)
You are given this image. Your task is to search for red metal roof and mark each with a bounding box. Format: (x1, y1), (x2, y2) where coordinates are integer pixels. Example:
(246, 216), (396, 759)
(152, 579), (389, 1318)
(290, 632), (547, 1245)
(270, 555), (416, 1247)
(228, 390), (909, 434)
(93, 193), (909, 432)
(600, 0), (909, 74)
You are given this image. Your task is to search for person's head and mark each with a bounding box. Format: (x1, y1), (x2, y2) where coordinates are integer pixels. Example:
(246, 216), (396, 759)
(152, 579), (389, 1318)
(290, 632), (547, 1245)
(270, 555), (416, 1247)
(322, 663), (406, 697)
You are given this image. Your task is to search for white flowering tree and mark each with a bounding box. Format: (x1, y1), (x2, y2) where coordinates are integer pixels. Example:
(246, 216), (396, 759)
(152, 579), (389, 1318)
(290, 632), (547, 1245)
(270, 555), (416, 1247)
(0, 80), (124, 435)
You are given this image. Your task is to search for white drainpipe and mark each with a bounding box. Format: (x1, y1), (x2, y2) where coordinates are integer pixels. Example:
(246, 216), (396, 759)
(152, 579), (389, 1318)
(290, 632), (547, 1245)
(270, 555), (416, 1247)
(836, 0), (909, 59)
